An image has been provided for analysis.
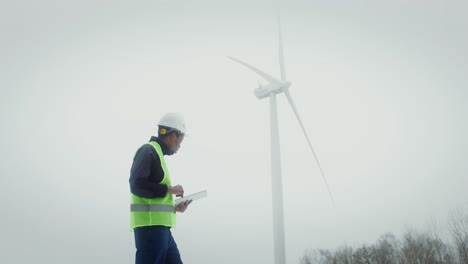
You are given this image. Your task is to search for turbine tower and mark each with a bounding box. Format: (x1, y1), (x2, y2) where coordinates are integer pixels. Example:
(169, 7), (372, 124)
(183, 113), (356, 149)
(229, 17), (335, 264)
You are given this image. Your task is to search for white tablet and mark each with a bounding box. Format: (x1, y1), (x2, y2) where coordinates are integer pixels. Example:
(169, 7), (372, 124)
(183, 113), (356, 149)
(175, 190), (208, 205)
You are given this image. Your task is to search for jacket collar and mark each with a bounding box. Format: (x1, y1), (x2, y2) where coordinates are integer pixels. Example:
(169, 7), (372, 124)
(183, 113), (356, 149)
(149, 136), (170, 155)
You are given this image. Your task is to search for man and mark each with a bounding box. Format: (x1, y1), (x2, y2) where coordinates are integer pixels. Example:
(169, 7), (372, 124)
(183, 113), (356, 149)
(129, 112), (192, 264)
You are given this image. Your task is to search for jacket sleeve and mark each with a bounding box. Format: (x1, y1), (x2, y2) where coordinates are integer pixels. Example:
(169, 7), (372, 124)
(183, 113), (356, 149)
(129, 145), (169, 198)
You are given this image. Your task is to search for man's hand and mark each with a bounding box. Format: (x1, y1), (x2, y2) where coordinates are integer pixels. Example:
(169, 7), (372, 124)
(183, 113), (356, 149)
(168, 185), (184, 197)
(176, 200), (192, 213)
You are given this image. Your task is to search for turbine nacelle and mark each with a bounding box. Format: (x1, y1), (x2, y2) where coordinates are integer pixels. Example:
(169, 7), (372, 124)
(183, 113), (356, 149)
(254, 81), (291, 99)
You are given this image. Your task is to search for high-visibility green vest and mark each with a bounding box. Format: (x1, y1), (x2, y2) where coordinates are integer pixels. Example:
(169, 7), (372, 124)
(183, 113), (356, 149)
(130, 141), (176, 229)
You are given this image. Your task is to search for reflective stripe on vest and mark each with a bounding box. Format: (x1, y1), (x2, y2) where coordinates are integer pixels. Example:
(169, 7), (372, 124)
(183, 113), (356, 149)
(130, 141), (176, 229)
(130, 204), (175, 213)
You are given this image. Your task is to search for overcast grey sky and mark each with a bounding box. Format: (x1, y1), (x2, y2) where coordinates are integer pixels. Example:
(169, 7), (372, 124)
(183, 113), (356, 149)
(1, 0), (468, 263)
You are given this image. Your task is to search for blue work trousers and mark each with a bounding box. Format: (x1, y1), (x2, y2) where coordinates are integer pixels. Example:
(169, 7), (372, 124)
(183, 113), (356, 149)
(134, 225), (183, 264)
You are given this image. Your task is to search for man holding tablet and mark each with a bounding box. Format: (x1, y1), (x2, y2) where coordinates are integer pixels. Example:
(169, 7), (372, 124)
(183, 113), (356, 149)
(129, 112), (191, 264)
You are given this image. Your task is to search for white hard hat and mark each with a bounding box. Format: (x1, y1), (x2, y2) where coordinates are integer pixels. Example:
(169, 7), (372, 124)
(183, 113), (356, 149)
(158, 112), (186, 134)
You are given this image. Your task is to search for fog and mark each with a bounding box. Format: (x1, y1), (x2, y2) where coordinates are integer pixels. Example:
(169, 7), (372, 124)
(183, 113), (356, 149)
(1, 0), (467, 263)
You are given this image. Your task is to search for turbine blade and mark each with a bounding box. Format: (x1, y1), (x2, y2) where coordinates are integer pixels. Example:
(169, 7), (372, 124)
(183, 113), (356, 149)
(228, 56), (281, 84)
(278, 16), (286, 81)
(284, 89), (335, 206)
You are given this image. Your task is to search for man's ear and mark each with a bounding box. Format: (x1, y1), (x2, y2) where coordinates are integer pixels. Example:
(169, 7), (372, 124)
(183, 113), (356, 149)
(171, 132), (177, 141)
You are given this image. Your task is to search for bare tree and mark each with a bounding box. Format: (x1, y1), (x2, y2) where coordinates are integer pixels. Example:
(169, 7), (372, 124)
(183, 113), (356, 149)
(299, 208), (468, 264)
(300, 249), (326, 264)
(429, 218), (456, 264)
(300, 249), (338, 264)
(400, 228), (457, 264)
(319, 249), (335, 264)
(371, 233), (400, 264)
(353, 245), (372, 264)
(450, 207), (468, 264)
(334, 246), (354, 264)
(300, 251), (314, 264)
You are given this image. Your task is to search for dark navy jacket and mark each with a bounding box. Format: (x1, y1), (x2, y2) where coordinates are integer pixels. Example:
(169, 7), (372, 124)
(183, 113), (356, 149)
(129, 136), (171, 198)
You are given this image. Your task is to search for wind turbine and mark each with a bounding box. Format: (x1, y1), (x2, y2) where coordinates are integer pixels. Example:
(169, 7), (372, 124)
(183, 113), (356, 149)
(229, 17), (335, 264)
